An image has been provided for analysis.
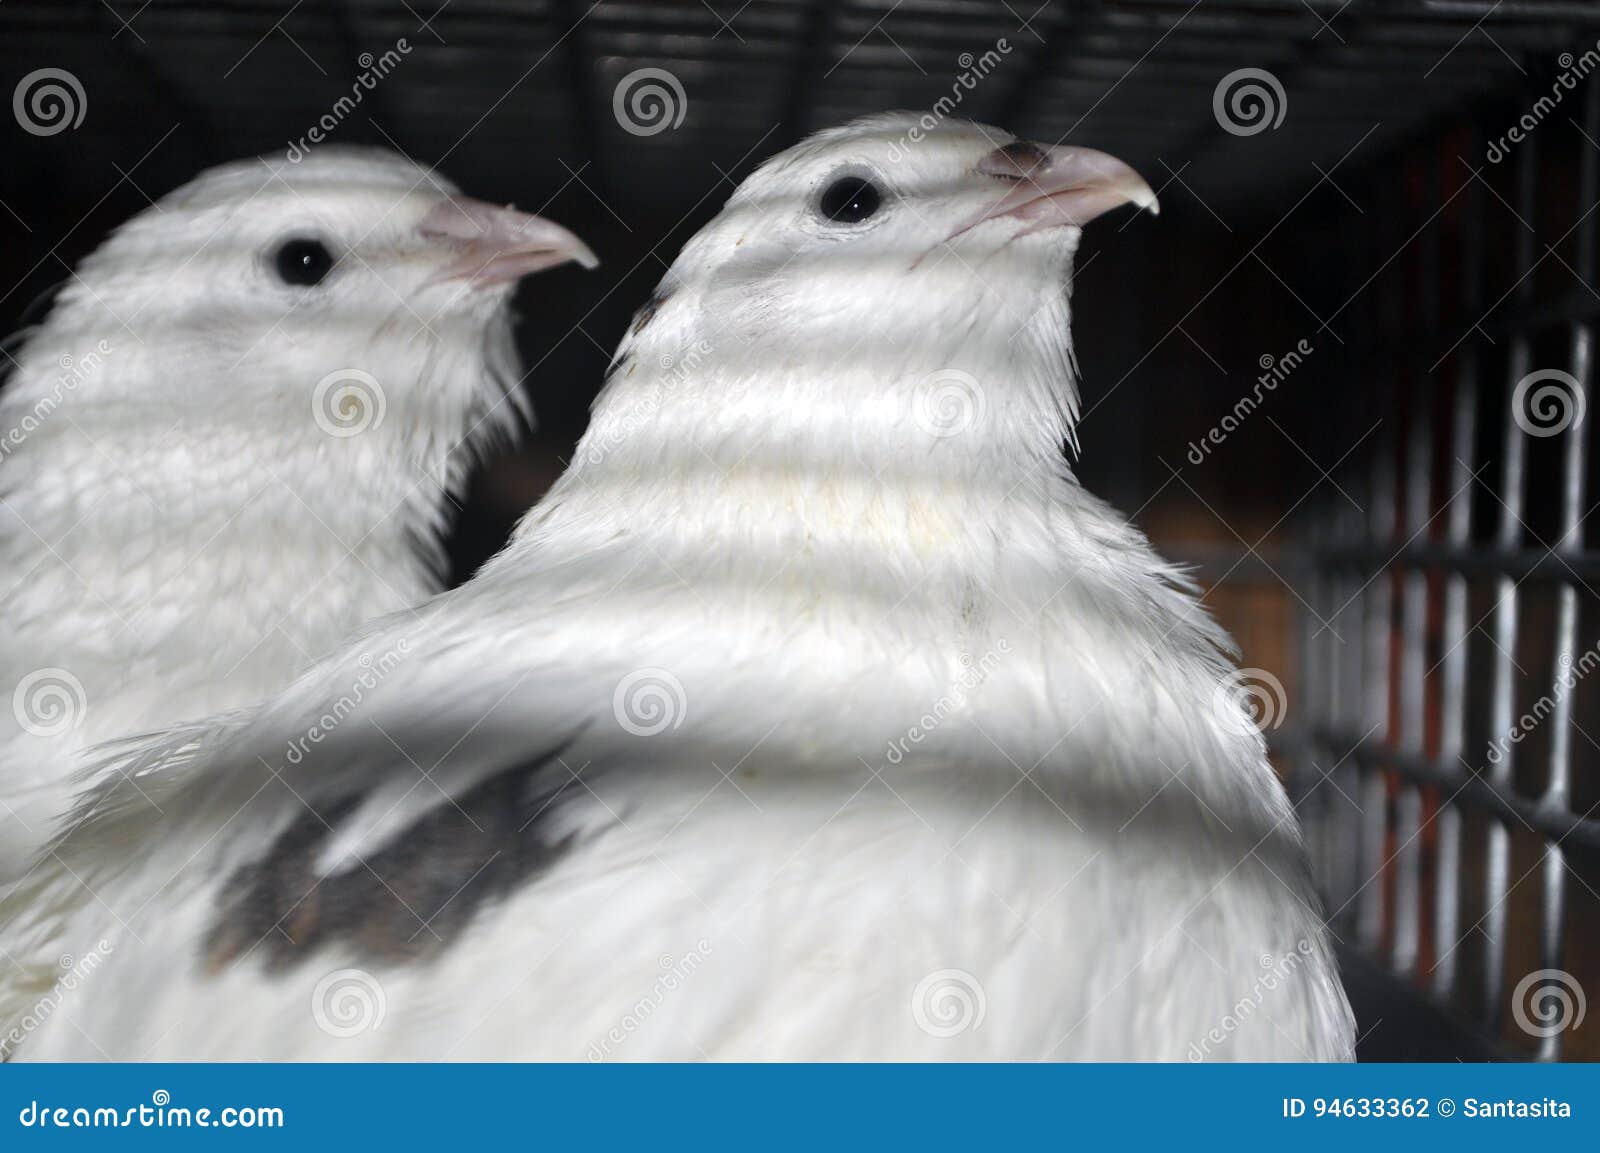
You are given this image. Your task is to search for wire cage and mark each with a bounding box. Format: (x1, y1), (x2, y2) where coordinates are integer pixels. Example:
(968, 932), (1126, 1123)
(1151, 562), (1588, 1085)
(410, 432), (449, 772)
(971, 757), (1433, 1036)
(1284, 81), (1600, 1060)
(3, 0), (1600, 1060)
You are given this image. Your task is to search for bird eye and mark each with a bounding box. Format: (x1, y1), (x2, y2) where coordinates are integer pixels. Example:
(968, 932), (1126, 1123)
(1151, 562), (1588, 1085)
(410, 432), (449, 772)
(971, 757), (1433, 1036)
(272, 237), (335, 287)
(817, 176), (882, 225)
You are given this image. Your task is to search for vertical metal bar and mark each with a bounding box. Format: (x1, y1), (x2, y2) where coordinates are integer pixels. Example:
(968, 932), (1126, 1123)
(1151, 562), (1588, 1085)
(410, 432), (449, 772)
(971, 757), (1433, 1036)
(1394, 159), (1439, 977)
(1395, 370), (1430, 975)
(1483, 137), (1538, 1031)
(1359, 423), (1396, 951)
(1336, 492), (1366, 910)
(1329, 194), (1370, 916)
(1303, 507), (1330, 885)
(1432, 150), (1482, 1001)
(1356, 171), (1395, 946)
(1534, 82), (1598, 1060)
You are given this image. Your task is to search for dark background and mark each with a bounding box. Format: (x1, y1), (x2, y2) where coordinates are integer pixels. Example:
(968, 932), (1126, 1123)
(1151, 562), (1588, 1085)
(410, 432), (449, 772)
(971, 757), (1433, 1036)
(5, 0), (1600, 1060)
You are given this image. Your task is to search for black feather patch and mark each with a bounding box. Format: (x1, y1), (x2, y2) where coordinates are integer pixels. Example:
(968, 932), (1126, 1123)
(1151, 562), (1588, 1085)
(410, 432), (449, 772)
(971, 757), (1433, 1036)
(629, 287), (672, 336)
(204, 742), (581, 972)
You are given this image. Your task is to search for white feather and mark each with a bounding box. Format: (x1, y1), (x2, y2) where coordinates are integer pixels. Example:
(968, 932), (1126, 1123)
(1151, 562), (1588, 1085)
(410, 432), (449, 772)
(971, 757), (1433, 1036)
(1, 117), (1353, 1061)
(0, 147), (531, 879)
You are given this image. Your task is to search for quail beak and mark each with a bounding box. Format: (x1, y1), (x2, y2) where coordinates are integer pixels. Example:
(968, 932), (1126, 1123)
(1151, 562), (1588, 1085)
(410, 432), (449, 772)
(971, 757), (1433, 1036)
(420, 198), (598, 286)
(956, 143), (1159, 240)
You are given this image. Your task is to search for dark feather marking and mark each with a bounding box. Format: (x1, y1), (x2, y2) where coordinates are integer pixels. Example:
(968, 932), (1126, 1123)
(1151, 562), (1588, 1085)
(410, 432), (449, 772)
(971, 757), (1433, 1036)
(205, 742), (581, 972)
(629, 287), (672, 336)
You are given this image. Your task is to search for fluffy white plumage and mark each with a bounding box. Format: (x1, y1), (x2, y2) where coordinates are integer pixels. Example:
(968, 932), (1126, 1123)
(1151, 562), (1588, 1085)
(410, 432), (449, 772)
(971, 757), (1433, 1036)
(1, 116), (1353, 1061)
(0, 147), (593, 879)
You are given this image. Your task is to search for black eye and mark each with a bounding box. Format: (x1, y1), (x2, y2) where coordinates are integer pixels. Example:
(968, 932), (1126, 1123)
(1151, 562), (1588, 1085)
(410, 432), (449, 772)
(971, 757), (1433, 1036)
(817, 176), (882, 225)
(272, 237), (335, 287)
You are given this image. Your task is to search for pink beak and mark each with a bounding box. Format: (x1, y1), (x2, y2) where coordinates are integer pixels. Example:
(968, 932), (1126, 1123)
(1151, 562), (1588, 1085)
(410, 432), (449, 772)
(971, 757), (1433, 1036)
(956, 142), (1158, 239)
(419, 197), (598, 286)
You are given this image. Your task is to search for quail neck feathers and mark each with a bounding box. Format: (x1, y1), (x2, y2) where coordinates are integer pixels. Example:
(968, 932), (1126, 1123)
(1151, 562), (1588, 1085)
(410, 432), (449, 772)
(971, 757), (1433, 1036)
(0, 146), (594, 876)
(4, 117), (1353, 1061)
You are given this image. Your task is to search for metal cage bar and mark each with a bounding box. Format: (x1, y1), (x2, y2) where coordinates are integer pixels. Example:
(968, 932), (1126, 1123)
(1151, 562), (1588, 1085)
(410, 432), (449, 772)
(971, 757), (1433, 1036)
(1431, 158), (1482, 1001)
(1302, 71), (1600, 1056)
(1481, 137), (1537, 1035)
